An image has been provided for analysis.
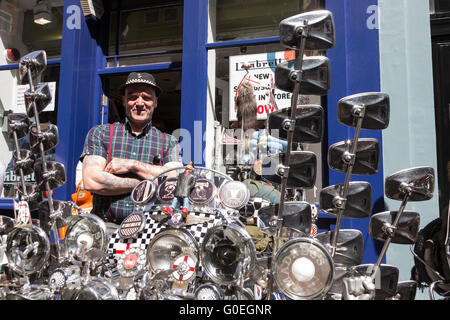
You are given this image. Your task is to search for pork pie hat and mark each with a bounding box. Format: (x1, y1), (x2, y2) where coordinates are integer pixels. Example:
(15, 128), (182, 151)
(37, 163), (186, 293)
(119, 72), (163, 97)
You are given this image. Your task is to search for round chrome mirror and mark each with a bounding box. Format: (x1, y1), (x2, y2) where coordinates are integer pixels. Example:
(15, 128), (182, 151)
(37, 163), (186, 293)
(6, 224), (50, 276)
(273, 238), (334, 300)
(201, 221), (256, 285)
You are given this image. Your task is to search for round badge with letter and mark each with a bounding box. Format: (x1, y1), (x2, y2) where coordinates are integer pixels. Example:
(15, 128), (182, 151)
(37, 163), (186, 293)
(157, 177), (177, 203)
(189, 179), (215, 205)
(118, 213), (146, 239)
(131, 180), (156, 205)
(219, 181), (250, 209)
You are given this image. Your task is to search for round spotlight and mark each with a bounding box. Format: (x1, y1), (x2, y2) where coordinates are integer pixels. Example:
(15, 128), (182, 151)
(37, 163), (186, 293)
(201, 221), (256, 285)
(218, 181), (250, 209)
(48, 266), (81, 292)
(146, 229), (198, 273)
(194, 283), (224, 300)
(63, 214), (107, 260)
(6, 225), (50, 276)
(273, 238), (334, 300)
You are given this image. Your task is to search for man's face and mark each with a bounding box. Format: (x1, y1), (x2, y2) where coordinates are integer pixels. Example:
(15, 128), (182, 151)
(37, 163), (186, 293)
(123, 84), (158, 126)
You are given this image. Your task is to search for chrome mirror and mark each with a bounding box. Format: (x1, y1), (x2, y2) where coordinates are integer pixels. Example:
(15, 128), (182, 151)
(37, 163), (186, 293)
(369, 211), (420, 245)
(394, 280), (417, 300)
(262, 151), (316, 188)
(328, 138), (380, 175)
(24, 83), (52, 117)
(29, 123), (59, 153)
(268, 104), (324, 144)
(34, 161), (66, 191)
(352, 264), (399, 300)
(7, 114), (30, 140)
(13, 149), (35, 176)
(257, 201), (312, 237)
(0, 216), (14, 235)
(384, 166), (435, 202)
(275, 57), (330, 96)
(17, 184), (43, 211)
(18, 50), (47, 84)
(316, 229), (365, 266)
(320, 181), (372, 218)
(337, 92), (390, 130)
(279, 10), (335, 50)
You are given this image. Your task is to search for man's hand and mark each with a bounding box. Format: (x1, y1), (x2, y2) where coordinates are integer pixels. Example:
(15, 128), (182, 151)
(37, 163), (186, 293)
(105, 158), (133, 175)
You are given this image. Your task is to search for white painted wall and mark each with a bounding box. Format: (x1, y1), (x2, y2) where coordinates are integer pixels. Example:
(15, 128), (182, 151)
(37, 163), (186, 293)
(378, 0), (439, 299)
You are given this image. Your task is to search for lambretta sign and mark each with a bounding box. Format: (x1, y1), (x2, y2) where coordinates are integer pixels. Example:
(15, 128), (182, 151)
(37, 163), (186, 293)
(229, 51), (295, 122)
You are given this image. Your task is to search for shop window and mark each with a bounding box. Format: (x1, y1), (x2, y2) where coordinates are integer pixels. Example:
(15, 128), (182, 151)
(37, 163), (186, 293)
(213, 0), (323, 42)
(430, 0), (450, 14)
(208, 43), (324, 203)
(108, 1), (183, 57)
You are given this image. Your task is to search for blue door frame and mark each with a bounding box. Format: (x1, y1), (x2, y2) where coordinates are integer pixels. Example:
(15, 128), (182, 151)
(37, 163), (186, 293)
(1, 0), (385, 263)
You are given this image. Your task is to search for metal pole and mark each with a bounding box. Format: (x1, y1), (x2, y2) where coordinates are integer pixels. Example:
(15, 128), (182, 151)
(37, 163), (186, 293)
(26, 67), (61, 260)
(370, 193), (410, 280)
(267, 22), (309, 299)
(330, 106), (365, 256)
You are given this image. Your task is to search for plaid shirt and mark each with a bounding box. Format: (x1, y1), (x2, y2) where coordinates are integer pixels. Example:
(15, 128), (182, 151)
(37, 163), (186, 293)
(81, 119), (181, 222)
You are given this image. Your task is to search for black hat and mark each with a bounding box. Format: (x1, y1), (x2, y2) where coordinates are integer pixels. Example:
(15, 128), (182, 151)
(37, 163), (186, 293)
(119, 72), (163, 97)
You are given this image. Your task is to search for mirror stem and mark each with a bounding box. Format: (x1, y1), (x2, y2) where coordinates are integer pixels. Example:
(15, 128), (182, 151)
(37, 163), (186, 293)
(12, 131), (27, 197)
(268, 23), (309, 300)
(26, 68), (61, 262)
(370, 194), (409, 280)
(331, 106), (366, 256)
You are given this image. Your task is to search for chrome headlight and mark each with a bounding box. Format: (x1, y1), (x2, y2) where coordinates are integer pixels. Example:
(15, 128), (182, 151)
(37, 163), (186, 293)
(201, 222), (256, 285)
(146, 229), (198, 273)
(273, 238), (334, 300)
(71, 277), (119, 300)
(63, 214), (107, 260)
(6, 225), (50, 276)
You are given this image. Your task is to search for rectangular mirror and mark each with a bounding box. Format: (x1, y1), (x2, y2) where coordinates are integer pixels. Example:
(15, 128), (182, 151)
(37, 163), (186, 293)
(18, 50), (47, 84)
(316, 229), (364, 266)
(7, 113), (30, 141)
(34, 160), (66, 191)
(328, 138), (380, 175)
(30, 123), (59, 153)
(268, 104), (324, 143)
(352, 264), (399, 300)
(279, 10), (335, 50)
(25, 83), (52, 117)
(337, 92), (390, 130)
(369, 211), (420, 244)
(257, 201), (312, 237)
(319, 181), (372, 218)
(275, 56), (330, 96)
(262, 151), (317, 188)
(384, 166), (435, 202)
